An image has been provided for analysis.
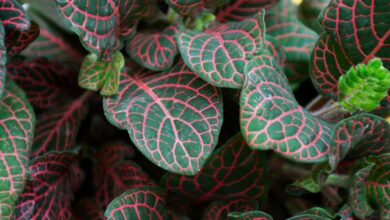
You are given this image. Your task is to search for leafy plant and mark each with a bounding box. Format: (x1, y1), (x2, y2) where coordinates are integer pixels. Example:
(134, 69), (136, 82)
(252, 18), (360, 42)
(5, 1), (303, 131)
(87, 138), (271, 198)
(0, 0), (389, 219)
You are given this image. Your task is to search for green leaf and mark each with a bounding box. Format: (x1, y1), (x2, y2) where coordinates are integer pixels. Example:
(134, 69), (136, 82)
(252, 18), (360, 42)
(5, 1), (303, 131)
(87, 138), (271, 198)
(103, 60), (223, 175)
(240, 52), (333, 162)
(287, 207), (333, 220)
(365, 154), (390, 220)
(338, 58), (390, 113)
(201, 198), (258, 220)
(104, 186), (175, 220)
(0, 23), (6, 98)
(228, 210), (273, 220)
(0, 79), (35, 219)
(79, 51), (124, 96)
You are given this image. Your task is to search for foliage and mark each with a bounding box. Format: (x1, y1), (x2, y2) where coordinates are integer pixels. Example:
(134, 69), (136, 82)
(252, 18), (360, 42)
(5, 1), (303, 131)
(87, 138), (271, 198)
(0, 0), (389, 219)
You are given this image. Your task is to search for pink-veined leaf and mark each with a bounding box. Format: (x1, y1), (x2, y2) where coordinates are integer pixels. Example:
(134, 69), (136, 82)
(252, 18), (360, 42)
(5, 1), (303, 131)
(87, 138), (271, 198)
(228, 210), (274, 220)
(348, 162), (375, 219)
(6, 21), (39, 57)
(14, 151), (77, 220)
(21, 9), (85, 63)
(298, 0), (330, 34)
(177, 13), (265, 88)
(0, 79), (35, 219)
(240, 52), (333, 162)
(216, 0), (277, 22)
(201, 198), (258, 220)
(70, 160), (85, 192)
(54, 0), (151, 61)
(94, 143), (156, 208)
(267, 0), (298, 18)
(104, 186), (175, 220)
(0, 23), (5, 97)
(320, 0), (390, 68)
(30, 92), (92, 158)
(286, 207), (333, 220)
(329, 113), (390, 170)
(364, 154), (390, 220)
(6, 58), (81, 109)
(165, 0), (227, 17)
(127, 25), (179, 71)
(78, 51), (124, 96)
(103, 60), (223, 175)
(162, 133), (268, 203)
(265, 36), (286, 67)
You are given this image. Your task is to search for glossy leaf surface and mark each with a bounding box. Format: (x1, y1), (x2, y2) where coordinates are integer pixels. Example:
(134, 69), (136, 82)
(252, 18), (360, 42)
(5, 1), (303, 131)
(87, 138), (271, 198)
(127, 25), (178, 71)
(0, 79), (35, 219)
(201, 198), (258, 220)
(240, 52), (332, 162)
(104, 61), (223, 175)
(178, 14), (265, 88)
(162, 134), (268, 203)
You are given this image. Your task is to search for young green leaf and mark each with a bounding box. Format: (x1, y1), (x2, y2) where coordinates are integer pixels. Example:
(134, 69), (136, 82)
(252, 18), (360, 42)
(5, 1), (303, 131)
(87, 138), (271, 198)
(0, 79), (35, 219)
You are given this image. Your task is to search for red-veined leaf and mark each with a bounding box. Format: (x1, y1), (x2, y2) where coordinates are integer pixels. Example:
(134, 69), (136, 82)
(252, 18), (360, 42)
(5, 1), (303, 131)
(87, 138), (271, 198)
(0, 23), (5, 97)
(365, 154), (390, 220)
(94, 143), (156, 208)
(103, 61), (223, 175)
(54, 0), (151, 61)
(30, 92), (92, 158)
(104, 187), (175, 220)
(127, 25), (179, 71)
(228, 210), (273, 220)
(0, 79), (35, 219)
(6, 58), (80, 109)
(177, 13), (265, 88)
(265, 36), (286, 67)
(329, 113), (390, 170)
(267, 0), (298, 17)
(6, 21), (39, 57)
(240, 52), (333, 162)
(165, 0), (228, 17)
(14, 151), (77, 220)
(162, 133), (268, 203)
(78, 51), (124, 96)
(216, 0), (277, 22)
(320, 0), (390, 67)
(201, 198), (258, 220)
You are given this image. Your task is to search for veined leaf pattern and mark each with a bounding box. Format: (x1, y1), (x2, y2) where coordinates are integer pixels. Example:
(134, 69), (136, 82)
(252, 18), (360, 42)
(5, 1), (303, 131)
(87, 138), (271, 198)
(201, 198), (258, 220)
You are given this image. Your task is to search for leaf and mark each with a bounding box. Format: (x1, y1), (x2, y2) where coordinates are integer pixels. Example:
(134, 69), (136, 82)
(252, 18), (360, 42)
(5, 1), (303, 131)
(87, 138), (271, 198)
(287, 207), (333, 220)
(329, 113), (390, 170)
(94, 143), (156, 208)
(265, 35), (286, 67)
(319, 0), (390, 68)
(104, 186), (174, 220)
(0, 79), (35, 219)
(240, 52), (333, 162)
(78, 51), (124, 96)
(0, 23), (6, 98)
(103, 61), (223, 175)
(21, 10), (85, 63)
(14, 151), (77, 220)
(166, 0), (227, 17)
(54, 0), (150, 60)
(201, 198), (258, 220)
(298, 0), (330, 33)
(348, 162), (374, 219)
(6, 21), (39, 57)
(6, 58), (80, 109)
(177, 14), (265, 88)
(227, 210), (273, 220)
(216, 0), (277, 22)
(266, 15), (319, 62)
(162, 133), (268, 203)
(127, 25), (179, 71)
(30, 92), (92, 158)
(365, 154), (390, 220)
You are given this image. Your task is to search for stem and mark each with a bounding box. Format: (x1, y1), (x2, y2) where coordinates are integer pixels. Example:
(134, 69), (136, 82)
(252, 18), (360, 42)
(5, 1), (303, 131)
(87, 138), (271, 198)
(324, 174), (350, 188)
(305, 95), (349, 121)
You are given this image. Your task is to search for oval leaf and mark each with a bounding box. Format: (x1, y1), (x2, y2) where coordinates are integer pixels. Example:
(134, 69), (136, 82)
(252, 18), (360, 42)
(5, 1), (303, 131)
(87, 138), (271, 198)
(127, 25), (179, 71)
(104, 61), (223, 175)
(0, 79), (35, 219)
(162, 133), (268, 203)
(240, 52), (333, 162)
(178, 14), (265, 88)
